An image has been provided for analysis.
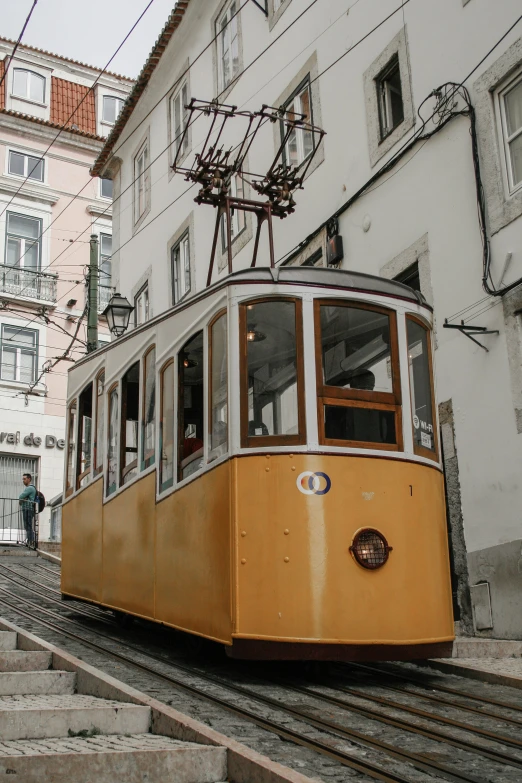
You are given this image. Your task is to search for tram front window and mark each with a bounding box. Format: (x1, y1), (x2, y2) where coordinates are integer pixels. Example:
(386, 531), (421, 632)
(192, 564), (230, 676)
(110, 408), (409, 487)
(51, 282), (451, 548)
(107, 386), (118, 496)
(407, 317), (436, 456)
(316, 301), (401, 448)
(241, 299), (305, 445)
(121, 362), (140, 485)
(178, 331), (204, 480)
(77, 383), (93, 489)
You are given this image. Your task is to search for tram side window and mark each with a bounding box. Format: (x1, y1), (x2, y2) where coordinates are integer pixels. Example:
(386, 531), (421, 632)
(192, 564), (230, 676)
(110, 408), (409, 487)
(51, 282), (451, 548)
(65, 401), (77, 498)
(240, 299), (305, 446)
(142, 347), (156, 470)
(178, 331), (204, 480)
(160, 361), (174, 491)
(407, 317), (437, 457)
(121, 362), (140, 486)
(316, 302), (401, 449)
(94, 371), (105, 476)
(107, 385), (118, 496)
(209, 312), (227, 461)
(77, 383), (93, 489)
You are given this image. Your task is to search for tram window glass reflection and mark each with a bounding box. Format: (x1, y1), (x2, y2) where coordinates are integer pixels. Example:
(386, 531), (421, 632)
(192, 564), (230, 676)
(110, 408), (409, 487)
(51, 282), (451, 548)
(77, 383), (93, 489)
(407, 317), (436, 456)
(65, 400), (77, 497)
(178, 331), (204, 480)
(120, 362), (140, 485)
(107, 385), (118, 496)
(160, 361), (174, 491)
(94, 372), (104, 476)
(324, 404), (396, 444)
(209, 312), (228, 461)
(142, 347), (156, 470)
(241, 299), (305, 445)
(319, 305), (393, 394)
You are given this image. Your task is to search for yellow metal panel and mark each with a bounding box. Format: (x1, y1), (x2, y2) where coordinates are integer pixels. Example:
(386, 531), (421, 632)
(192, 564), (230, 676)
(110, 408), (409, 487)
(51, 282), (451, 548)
(61, 479), (103, 602)
(155, 461), (232, 643)
(234, 454), (454, 645)
(101, 471), (156, 619)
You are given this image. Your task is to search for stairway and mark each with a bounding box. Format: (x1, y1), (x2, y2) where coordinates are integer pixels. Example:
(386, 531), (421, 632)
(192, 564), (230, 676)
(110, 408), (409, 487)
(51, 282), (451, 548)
(0, 631), (227, 782)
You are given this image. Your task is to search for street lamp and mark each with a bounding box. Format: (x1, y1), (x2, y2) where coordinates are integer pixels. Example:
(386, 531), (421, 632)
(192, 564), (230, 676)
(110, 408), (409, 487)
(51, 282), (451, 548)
(102, 292), (134, 337)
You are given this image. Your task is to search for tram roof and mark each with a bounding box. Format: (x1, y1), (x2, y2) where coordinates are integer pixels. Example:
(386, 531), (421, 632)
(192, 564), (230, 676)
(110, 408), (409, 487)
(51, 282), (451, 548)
(71, 266), (427, 372)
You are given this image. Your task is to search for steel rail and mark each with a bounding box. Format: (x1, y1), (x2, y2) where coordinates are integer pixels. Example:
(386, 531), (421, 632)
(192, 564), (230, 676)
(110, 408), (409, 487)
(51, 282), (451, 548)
(0, 578), (516, 783)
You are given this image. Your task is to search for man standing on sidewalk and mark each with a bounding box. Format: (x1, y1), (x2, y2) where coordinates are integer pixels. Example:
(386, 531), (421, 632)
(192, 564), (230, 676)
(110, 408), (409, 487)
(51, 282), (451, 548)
(18, 473), (36, 547)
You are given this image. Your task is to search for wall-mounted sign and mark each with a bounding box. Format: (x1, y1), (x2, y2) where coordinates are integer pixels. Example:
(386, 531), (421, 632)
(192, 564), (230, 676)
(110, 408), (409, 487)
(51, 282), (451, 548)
(0, 432), (65, 449)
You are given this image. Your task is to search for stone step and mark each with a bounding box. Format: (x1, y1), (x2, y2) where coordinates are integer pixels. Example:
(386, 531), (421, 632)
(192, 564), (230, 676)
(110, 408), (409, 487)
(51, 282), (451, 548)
(0, 632), (17, 651)
(0, 651), (52, 672)
(453, 638), (522, 659)
(0, 670), (76, 696)
(0, 733), (227, 783)
(0, 547), (37, 557)
(0, 695), (151, 741)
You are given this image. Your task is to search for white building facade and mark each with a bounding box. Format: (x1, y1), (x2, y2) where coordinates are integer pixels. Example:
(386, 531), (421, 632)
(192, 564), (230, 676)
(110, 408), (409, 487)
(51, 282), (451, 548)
(93, 0), (522, 639)
(0, 39), (133, 543)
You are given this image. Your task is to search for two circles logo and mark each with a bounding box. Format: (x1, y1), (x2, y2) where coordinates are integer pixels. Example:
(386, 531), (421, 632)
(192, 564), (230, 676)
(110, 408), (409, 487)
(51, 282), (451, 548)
(296, 471), (331, 496)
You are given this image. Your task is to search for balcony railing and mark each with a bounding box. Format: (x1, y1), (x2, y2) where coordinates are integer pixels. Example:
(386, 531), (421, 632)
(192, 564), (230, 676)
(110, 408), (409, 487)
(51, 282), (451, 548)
(0, 265), (57, 303)
(98, 284), (113, 314)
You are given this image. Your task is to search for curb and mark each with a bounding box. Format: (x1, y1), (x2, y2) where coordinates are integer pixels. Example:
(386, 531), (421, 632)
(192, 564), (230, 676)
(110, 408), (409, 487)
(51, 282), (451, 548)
(427, 658), (522, 690)
(36, 549), (61, 564)
(0, 616), (315, 783)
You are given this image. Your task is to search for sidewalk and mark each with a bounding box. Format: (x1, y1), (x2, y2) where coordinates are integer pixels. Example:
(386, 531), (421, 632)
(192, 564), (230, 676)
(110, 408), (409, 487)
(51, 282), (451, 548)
(429, 637), (522, 690)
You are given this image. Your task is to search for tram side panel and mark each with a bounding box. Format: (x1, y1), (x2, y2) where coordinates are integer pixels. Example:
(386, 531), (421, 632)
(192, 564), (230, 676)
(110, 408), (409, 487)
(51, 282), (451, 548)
(234, 454), (454, 647)
(155, 460), (233, 644)
(61, 479), (103, 603)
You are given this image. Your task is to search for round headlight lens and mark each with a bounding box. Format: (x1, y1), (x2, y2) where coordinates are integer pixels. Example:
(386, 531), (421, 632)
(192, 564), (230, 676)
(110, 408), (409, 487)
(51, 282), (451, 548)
(350, 529), (392, 569)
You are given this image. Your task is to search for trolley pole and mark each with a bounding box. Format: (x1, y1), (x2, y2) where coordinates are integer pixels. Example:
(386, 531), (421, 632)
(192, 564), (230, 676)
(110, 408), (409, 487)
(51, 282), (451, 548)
(86, 234), (99, 354)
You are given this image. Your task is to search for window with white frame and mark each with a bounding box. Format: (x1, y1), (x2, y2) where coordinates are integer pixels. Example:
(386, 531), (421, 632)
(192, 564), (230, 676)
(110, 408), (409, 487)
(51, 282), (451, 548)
(134, 142), (149, 223)
(0, 325), (38, 384)
(216, 1), (240, 92)
(376, 55), (404, 140)
(5, 213), (42, 270)
(99, 233), (112, 285)
(499, 73), (522, 193)
(281, 77), (314, 168)
(134, 284), (149, 326)
(102, 95), (125, 125)
(8, 151), (44, 182)
(273, 0), (283, 10)
(172, 232), (191, 303)
(221, 173), (246, 249)
(171, 81), (190, 157)
(12, 69), (45, 104)
(99, 177), (113, 199)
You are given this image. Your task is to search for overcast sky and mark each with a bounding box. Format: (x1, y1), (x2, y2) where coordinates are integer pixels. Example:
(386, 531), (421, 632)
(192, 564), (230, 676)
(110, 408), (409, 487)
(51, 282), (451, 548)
(0, 0), (177, 78)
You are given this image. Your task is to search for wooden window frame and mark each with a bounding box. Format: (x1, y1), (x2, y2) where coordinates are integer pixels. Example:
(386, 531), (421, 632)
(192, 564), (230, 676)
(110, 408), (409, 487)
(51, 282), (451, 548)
(314, 299), (403, 451)
(208, 309), (228, 461)
(93, 370), (105, 477)
(120, 361), (140, 485)
(106, 382), (119, 497)
(406, 314), (439, 461)
(65, 400), (77, 498)
(141, 345), (156, 471)
(239, 296), (306, 449)
(76, 382), (93, 490)
(159, 359), (175, 492)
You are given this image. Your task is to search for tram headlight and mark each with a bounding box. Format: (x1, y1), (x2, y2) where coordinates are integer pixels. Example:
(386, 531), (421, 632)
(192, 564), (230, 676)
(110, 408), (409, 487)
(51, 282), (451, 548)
(349, 529), (392, 570)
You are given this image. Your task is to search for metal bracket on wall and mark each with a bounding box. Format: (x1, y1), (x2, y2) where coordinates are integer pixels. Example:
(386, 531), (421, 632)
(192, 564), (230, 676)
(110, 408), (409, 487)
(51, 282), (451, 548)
(443, 319), (499, 352)
(250, 0), (268, 15)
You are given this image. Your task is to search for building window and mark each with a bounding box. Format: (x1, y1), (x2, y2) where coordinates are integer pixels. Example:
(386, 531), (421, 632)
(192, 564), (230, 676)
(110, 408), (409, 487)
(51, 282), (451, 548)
(107, 385), (118, 496)
(172, 232), (190, 303)
(281, 78), (314, 167)
(76, 383), (93, 490)
(134, 284), (149, 326)
(120, 362), (140, 486)
(160, 360), (174, 491)
(102, 95), (125, 125)
(5, 213), (42, 270)
(376, 55), (404, 140)
(134, 142), (149, 223)
(394, 261), (420, 293)
(171, 81), (190, 157)
(8, 151), (44, 182)
(178, 331), (204, 481)
(216, 1), (240, 92)
(12, 69), (45, 104)
(499, 73), (522, 193)
(100, 178), (113, 199)
(0, 325), (38, 384)
(221, 174), (246, 249)
(142, 346), (156, 470)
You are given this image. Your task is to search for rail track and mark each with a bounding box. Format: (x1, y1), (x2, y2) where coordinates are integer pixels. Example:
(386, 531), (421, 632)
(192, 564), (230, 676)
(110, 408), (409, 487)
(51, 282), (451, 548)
(1, 557), (521, 783)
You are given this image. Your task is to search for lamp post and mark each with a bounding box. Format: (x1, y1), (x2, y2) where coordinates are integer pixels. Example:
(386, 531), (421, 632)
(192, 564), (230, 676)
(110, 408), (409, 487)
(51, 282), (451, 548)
(102, 293), (134, 338)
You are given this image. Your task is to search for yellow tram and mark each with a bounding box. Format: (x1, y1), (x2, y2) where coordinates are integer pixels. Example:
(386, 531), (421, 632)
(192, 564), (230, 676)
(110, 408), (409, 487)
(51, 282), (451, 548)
(61, 266), (454, 660)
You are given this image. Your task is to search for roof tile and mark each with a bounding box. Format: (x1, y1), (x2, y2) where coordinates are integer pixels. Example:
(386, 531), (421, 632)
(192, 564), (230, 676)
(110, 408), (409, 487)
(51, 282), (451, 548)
(50, 77), (97, 135)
